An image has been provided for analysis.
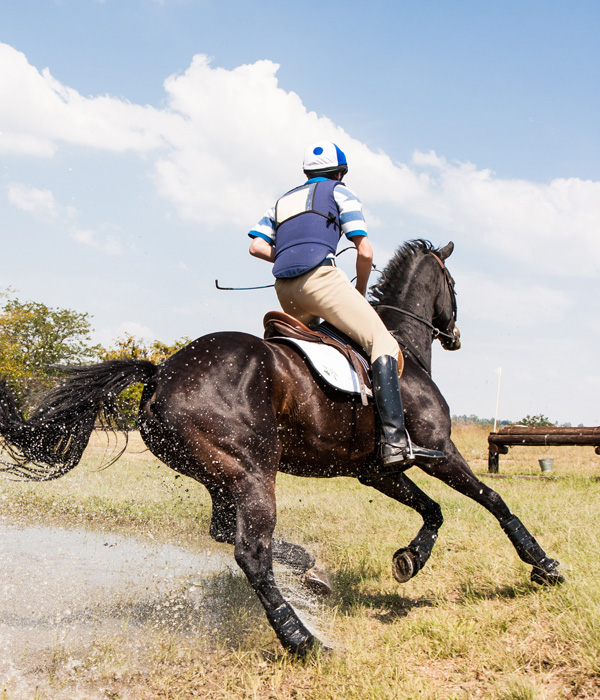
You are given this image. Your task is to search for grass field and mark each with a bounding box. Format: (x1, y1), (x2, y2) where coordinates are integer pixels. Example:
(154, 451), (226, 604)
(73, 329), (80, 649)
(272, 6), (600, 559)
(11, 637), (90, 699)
(1, 424), (600, 699)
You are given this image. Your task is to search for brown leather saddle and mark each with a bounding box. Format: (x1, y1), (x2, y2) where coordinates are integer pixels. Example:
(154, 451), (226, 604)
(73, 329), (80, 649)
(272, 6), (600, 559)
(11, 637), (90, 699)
(263, 311), (371, 405)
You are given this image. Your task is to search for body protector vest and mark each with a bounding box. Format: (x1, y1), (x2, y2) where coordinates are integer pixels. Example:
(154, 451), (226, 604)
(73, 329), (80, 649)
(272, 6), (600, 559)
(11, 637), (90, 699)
(272, 179), (342, 279)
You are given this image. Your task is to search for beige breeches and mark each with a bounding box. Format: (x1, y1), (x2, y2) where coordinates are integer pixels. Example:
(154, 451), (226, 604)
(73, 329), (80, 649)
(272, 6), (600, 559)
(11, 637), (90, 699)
(274, 265), (400, 365)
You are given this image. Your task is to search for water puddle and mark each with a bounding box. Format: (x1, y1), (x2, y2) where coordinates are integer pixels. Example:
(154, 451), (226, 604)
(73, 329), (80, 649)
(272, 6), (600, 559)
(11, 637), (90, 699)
(0, 517), (334, 697)
(0, 518), (236, 696)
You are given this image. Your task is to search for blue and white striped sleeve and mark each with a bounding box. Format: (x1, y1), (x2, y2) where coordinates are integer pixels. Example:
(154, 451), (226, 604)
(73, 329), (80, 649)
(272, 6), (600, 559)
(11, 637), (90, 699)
(334, 185), (368, 239)
(248, 206), (276, 245)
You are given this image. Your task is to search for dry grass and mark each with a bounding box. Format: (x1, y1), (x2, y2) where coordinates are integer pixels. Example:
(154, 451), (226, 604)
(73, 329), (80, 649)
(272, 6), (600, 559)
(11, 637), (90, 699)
(451, 422), (600, 478)
(1, 424), (600, 699)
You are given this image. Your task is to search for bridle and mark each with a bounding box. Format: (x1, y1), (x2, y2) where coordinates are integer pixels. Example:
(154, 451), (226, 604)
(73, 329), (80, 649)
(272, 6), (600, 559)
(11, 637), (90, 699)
(372, 253), (458, 343)
(372, 303), (457, 342)
(216, 247), (459, 373)
(433, 256), (458, 329)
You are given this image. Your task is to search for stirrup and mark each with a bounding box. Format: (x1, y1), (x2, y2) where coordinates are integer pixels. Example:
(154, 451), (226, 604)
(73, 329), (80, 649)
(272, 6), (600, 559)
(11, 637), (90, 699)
(381, 433), (445, 468)
(380, 430), (415, 468)
(381, 445), (415, 468)
(409, 435), (446, 466)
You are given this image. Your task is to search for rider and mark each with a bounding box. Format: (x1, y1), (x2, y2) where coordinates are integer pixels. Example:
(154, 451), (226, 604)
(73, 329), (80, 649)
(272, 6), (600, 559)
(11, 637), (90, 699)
(248, 141), (444, 469)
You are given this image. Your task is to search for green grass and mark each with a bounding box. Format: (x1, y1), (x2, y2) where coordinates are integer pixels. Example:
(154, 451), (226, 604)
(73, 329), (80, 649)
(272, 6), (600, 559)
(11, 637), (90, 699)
(2, 427), (600, 698)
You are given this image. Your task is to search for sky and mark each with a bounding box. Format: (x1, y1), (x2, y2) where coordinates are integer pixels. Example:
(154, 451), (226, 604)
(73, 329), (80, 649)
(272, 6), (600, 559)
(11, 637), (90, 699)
(1, 0), (599, 426)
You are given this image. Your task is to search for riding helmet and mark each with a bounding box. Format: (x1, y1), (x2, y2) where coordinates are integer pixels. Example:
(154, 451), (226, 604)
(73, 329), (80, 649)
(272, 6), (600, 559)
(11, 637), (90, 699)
(303, 141), (348, 177)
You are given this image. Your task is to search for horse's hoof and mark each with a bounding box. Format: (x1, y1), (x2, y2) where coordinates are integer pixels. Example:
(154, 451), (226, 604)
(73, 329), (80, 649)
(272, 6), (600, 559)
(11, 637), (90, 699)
(392, 547), (418, 583)
(301, 567), (332, 596)
(313, 640), (334, 657)
(287, 631), (317, 658)
(531, 566), (565, 586)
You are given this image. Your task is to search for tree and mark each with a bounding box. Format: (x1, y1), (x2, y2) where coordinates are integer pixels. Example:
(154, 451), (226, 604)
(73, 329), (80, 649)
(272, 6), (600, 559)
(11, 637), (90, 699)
(517, 414), (555, 427)
(98, 334), (190, 365)
(0, 298), (99, 409)
(98, 334), (190, 427)
(451, 414), (511, 427)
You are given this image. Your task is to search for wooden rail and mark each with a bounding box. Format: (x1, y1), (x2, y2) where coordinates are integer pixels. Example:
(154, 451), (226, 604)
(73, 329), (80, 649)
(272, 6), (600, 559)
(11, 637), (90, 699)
(487, 426), (600, 473)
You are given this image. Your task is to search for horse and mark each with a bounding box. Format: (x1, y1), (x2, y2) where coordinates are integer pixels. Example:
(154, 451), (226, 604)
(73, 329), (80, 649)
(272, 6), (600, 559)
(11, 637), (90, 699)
(0, 239), (562, 656)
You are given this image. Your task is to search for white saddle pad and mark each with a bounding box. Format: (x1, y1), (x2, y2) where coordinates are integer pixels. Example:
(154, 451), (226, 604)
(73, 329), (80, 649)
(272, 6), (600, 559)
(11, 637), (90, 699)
(272, 338), (372, 398)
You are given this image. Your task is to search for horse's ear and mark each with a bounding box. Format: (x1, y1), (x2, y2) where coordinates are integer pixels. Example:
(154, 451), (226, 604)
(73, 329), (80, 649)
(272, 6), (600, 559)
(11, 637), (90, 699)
(438, 241), (454, 261)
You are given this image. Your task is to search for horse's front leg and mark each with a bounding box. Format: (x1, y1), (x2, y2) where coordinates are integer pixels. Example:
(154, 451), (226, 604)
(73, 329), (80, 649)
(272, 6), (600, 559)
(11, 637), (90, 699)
(232, 472), (317, 655)
(422, 442), (564, 585)
(359, 472), (444, 583)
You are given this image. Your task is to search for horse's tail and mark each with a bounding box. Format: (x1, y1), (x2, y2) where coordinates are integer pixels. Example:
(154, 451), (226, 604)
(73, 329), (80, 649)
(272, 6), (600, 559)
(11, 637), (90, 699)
(0, 359), (158, 481)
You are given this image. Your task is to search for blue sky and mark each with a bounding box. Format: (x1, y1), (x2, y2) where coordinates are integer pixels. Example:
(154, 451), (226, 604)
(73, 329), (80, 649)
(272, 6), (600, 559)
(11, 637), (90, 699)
(1, 0), (599, 425)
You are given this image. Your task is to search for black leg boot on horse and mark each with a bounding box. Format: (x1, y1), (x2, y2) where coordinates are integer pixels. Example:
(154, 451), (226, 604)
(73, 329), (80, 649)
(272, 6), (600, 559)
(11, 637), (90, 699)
(371, 355), (445, 470)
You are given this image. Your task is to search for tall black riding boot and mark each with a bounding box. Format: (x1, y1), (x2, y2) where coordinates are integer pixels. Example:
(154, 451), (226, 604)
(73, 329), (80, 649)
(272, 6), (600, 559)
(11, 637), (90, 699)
(371, 355), (446, 469)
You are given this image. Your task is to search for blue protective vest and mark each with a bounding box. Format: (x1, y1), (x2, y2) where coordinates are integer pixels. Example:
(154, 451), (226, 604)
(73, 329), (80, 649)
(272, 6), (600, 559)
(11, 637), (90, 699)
(272, 179), (341, 279)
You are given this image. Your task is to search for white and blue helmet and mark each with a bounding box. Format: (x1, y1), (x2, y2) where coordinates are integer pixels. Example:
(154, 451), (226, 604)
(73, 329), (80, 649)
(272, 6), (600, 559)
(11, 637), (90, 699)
(303, 141), (348, 176)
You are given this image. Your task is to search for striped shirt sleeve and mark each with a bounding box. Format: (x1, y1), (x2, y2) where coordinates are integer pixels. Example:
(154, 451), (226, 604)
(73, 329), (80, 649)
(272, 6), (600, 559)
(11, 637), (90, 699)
(248, 206), (276, 244)
(334, 184), (368, 238)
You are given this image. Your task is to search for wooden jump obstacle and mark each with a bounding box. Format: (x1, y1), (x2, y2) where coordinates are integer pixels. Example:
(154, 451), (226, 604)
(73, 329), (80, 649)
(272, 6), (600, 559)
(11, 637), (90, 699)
(487, 425), (600, 473)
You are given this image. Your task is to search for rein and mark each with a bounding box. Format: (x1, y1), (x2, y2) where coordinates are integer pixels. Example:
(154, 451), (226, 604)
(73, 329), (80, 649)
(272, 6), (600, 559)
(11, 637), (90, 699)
(393, 334), (432, 374)
(371, 301), (457, 375)
(216, 249), (458, 349)
(370, 303), (456, 341)
(371, 252), (459, 373)
(373, 251), (457, 340)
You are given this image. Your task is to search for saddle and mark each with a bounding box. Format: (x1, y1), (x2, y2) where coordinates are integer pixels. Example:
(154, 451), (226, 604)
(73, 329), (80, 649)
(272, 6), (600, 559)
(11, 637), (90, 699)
(263, 311), (371, 405)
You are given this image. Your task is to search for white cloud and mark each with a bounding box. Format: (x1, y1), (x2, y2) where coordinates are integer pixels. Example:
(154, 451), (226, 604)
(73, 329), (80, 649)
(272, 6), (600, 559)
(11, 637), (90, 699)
(91, 321), (155, 348)
(7, 183), (59, 219)
(153, 55), (344, 227)
(71, 229), (124, 255)
(115, 321), (154, 338)
(1, 42), (596, 424)
(402, 153), (600, 277)
(587, 375), (600, 390)
(456, 270), (572, 326)
(0, 43), (176, 158)
(149, 56), (600, 276)
(1, 42), (599, 278)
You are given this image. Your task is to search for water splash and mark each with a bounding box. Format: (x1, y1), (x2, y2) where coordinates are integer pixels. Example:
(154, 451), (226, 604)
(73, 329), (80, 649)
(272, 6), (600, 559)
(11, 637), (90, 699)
(0, 518), (235, 697)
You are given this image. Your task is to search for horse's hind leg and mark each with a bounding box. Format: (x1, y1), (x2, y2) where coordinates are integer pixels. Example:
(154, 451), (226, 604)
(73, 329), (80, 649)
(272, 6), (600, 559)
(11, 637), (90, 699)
(359, 472), (443, 583)
(207, 483), (330, 594)
(207, 483), (237, 544)
(231, 470), (317, 655)
(208, 485), (315, 569)
(271, 540), (332, 597)
(271, 539), (315, 573)
(423, 443), (563, 585)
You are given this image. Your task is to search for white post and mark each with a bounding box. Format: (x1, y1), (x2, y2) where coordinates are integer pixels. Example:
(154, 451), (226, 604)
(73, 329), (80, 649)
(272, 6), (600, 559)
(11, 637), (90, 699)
(493, 367), (502, 433)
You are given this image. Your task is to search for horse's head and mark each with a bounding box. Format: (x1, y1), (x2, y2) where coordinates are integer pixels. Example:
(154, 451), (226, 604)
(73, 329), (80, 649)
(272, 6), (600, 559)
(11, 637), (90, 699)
(431, 242), (461, 352)
(370, 239), (462, 366)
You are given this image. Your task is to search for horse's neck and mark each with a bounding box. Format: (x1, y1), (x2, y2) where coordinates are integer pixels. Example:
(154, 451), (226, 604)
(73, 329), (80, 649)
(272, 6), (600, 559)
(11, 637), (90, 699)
(390, 262), (438, 370)
(394, 314), (433, 371)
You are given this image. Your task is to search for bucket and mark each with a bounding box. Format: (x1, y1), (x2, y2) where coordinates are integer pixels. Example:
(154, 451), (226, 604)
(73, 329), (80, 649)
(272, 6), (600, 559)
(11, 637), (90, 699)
(539, 458), (554, 474)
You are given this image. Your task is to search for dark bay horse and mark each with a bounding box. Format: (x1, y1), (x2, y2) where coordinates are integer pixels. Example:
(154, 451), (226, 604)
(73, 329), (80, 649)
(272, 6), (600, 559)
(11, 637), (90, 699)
(0, 239), (562, 655)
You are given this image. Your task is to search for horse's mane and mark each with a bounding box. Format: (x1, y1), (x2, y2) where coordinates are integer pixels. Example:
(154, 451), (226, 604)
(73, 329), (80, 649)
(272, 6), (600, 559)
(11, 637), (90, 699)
(369, 239), (441, 305)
